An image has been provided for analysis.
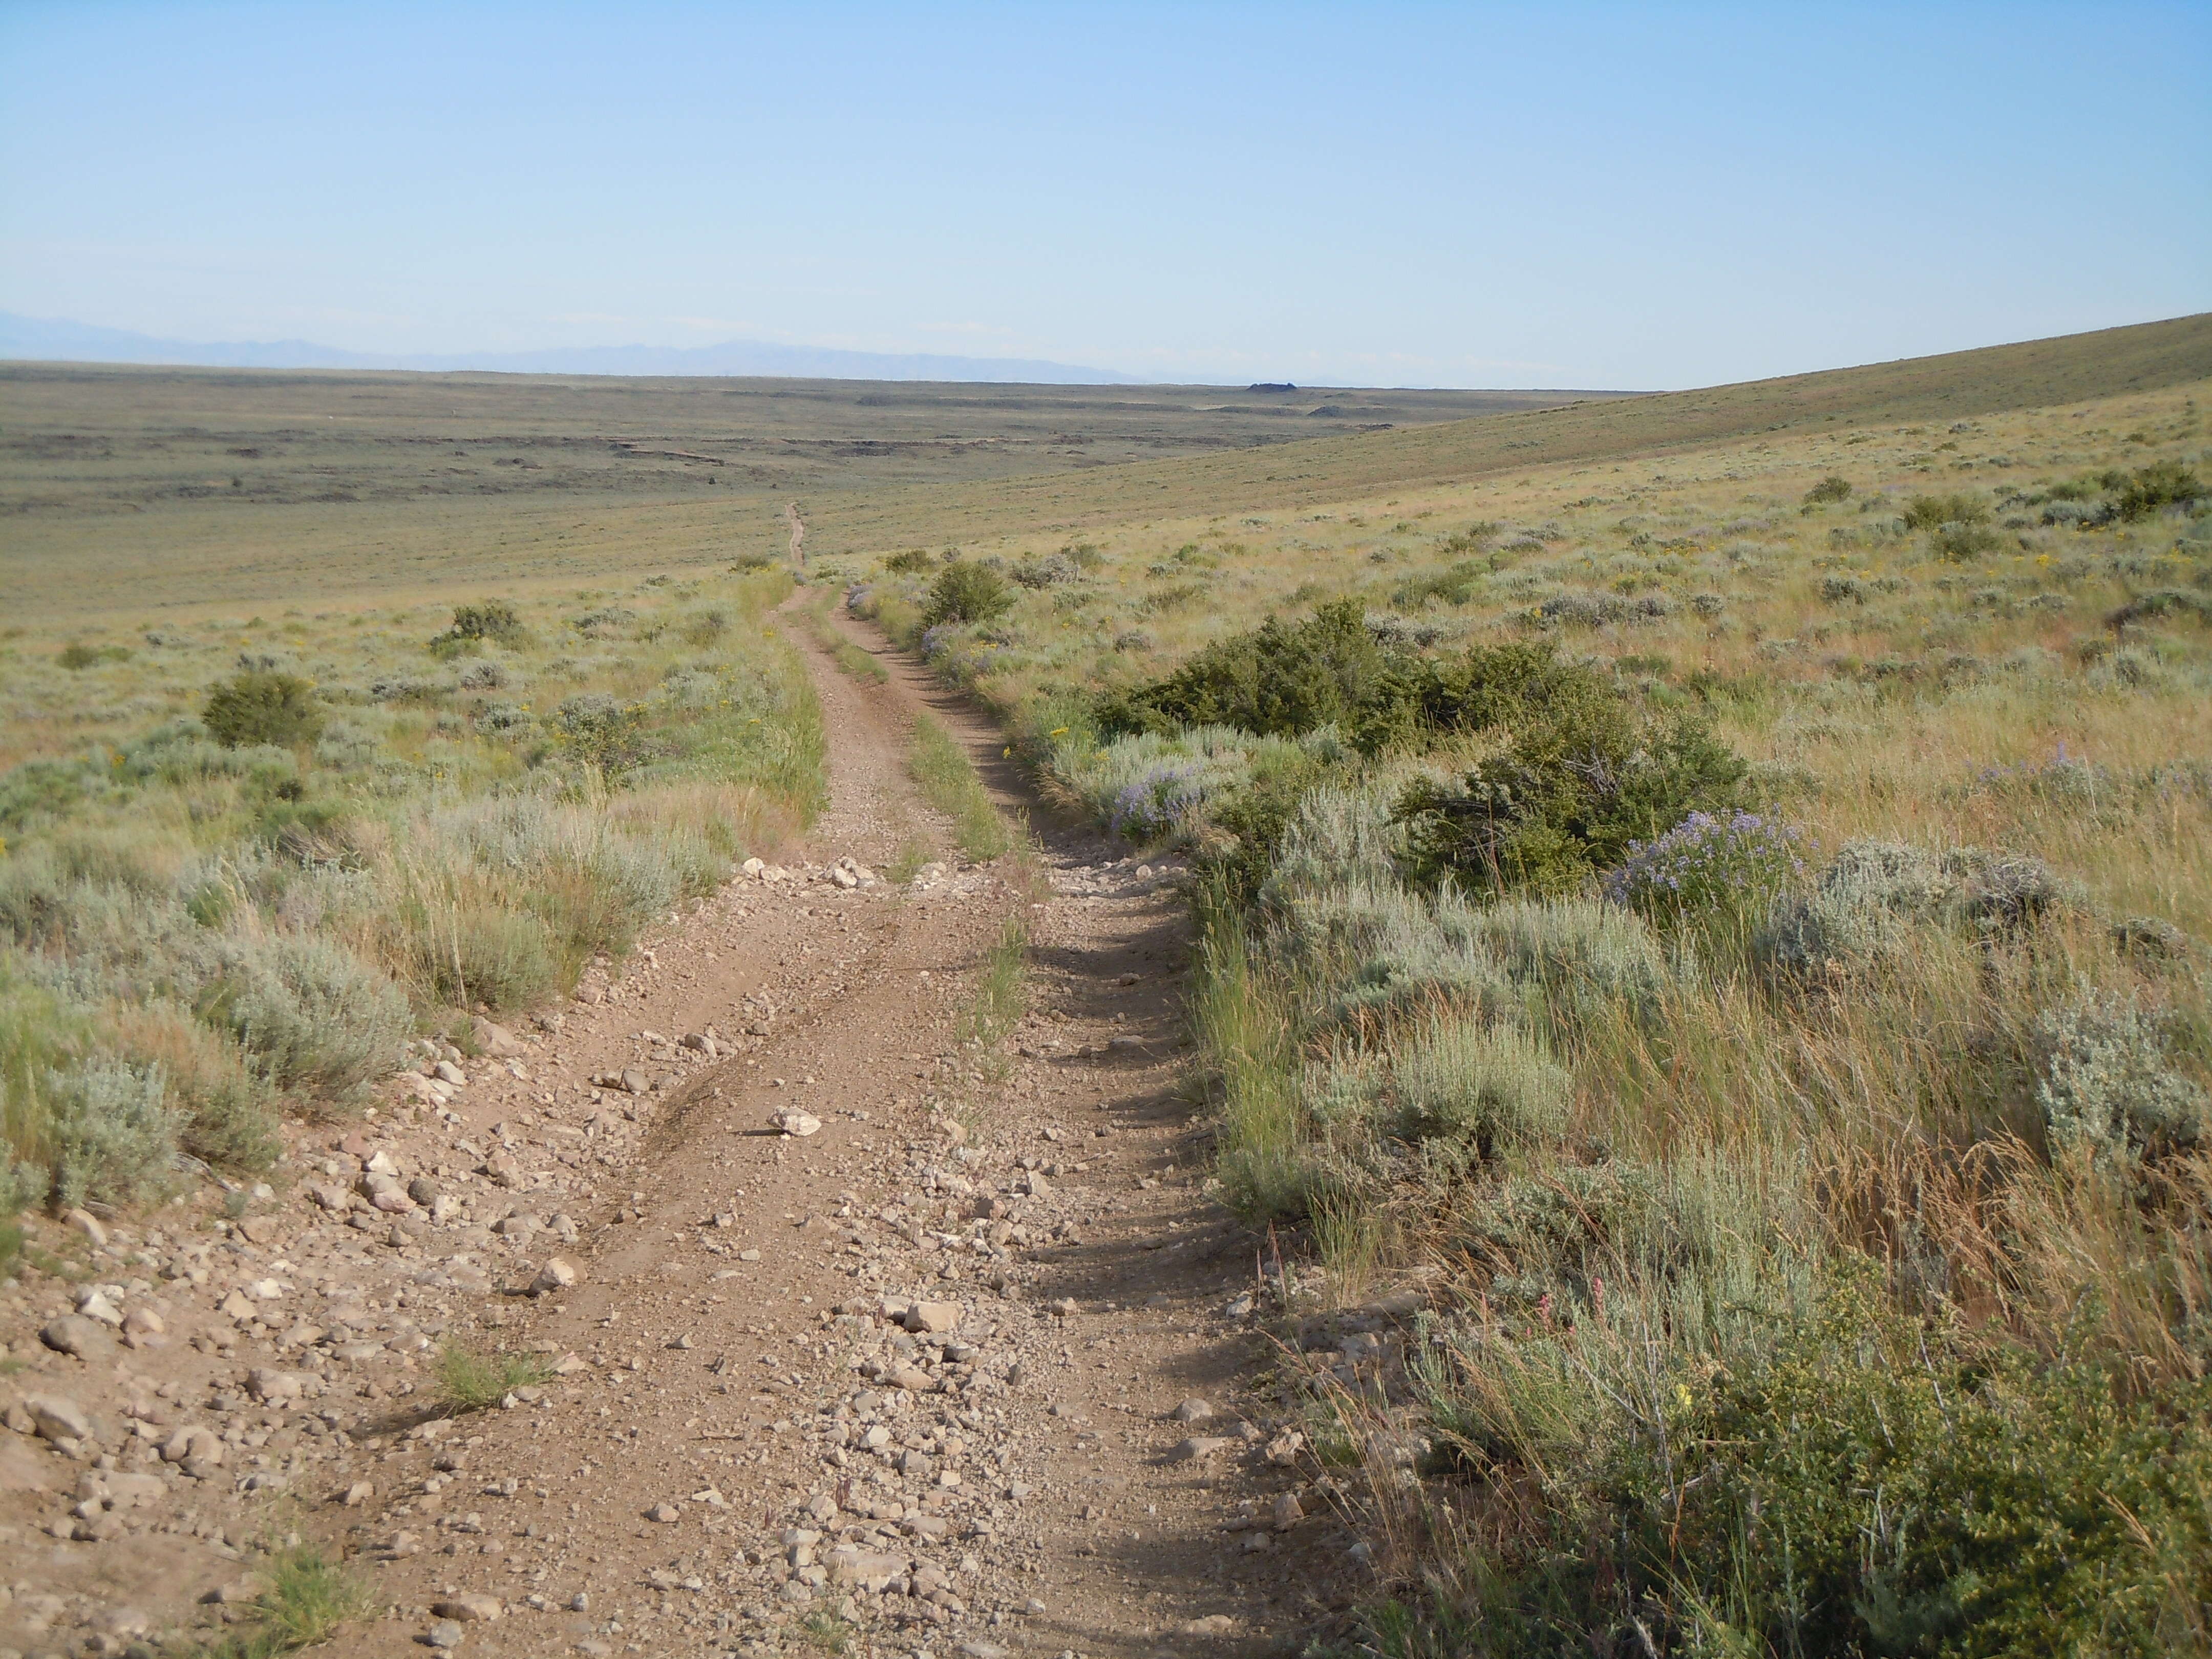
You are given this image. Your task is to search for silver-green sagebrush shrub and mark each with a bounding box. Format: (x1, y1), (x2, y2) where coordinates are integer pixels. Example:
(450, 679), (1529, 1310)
(40, 1056), (175, 1211)
(1259, 782), (1402, 904)
(212, 935), (409, 1094)
(1448, 895), (1674, 1026)
(1391, 1019), (1573, 1153)
(1757, 839), (2071, 981)
(2036, 987), (2207, 1162)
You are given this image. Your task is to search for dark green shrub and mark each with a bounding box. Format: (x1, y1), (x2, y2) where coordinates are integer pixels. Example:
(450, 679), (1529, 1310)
(1902, 491), (1990, 531)
(448, 600), (523, 643)
(1099, 600), (1400, 742)
(555, 693), (652, 772)
(883, 548), (937, 574)
(1621, 1280), (2212, 1657)
(201, 669), (326, 749)
(923, 560), (1015, 627)
(680, 608), (729, 646)
(1392, 560), (1486, 608)
(2108, 588), (2212, 629)
(1101, 602), (1645, 765)
(1195, 741), (1338, 903)
(57, 642), (127, 669)
(1394, 696), (1747, 897)
(1438, 520), (1502, 555)
(1934, 520), (2007, 562)
(2114, 459), (2205, 521)
(1398, 1273), (2212, 1657)
(2045, 475), (2105, 502)
(1802, 474), (1853, 505)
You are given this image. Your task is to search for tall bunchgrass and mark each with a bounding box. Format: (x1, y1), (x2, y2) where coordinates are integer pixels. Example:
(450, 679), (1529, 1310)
(434, 1341), (557, 1412)
(191, 1542), (371, 1657)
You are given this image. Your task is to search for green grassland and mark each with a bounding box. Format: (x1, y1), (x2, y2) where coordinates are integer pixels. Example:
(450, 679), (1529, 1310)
(4, 315), (2210, 1651)
(837, 318), (2212, 1654)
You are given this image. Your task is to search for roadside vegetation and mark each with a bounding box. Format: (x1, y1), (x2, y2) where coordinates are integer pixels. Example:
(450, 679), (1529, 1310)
(844, 379), (2212, 1652)
(434, 1340), (559, 1412)
(0, 569), (823, 1227)
(909, 712), (1012, 862)
(190, 1541), (370, 1658)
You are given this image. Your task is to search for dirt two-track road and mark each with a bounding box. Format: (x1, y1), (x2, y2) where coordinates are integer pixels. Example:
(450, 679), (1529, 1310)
(0, 595), (1362, 1658)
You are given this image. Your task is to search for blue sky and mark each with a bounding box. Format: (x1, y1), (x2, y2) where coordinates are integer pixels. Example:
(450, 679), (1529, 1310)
(2, 2), (2206, 387)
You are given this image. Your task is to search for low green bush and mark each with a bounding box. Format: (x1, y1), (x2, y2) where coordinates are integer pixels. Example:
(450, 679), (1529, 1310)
(38, 1056), (176, 1212)
(202, 669), (326, 749)
(1934, 519), (2008, 561)
(208, 935), (409, 1095)
(1602, 809), (1806, 928)
(56, 642), (131, 669)
(1389, 1019), (1572, 1153)
(2036, 986), (2206, 1162)
(193, 1541), (372, 1658)
(2113, 459), (2204, 521)
(432, 600), (526, 655)
(554, 693), (653, 773)
(1903, 491), (1991, 531)
(1802, 473), (1854, 505)
(1621, 1280), (2212, 1657)
(1390, 1270), (2212, 1658)
(1100, 600), (1397, 741)
(1756, 840), (2070, 982)
(923, 560), (1015, 628)
(1100, 600), (1623, 763)
(1394, 704), (1747, 898)
(435, 1341), (556, 1411)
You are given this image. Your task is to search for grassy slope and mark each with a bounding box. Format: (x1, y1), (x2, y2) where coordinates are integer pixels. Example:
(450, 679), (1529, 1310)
(841, 322), (2212, 1652)
(798, 312), (2212, 552)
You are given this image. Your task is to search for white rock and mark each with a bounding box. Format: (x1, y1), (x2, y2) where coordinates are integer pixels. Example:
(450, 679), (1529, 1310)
(74, 1290), (124, 1327)
(771, 1109), (822, 1138)
(531, 1257), (581, 1295)
(246, 1368), (302, 1403)
(902, 1301), (963, 1334)
(471, 1017), (525, 1058)
(24, 1393), (93, 1442)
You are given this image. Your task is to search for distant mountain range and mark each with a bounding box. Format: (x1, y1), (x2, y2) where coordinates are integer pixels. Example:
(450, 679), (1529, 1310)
(0, 310), (1143, 384)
